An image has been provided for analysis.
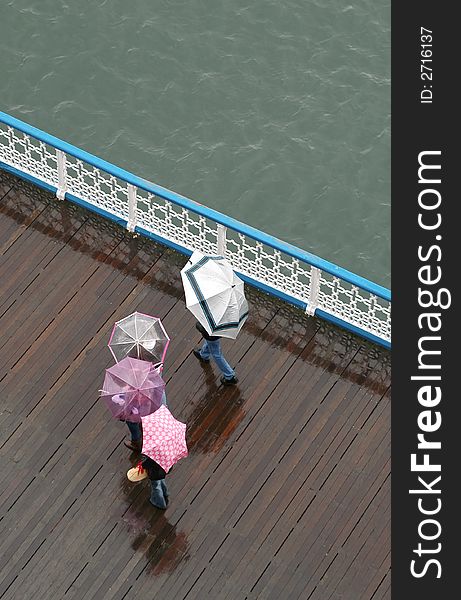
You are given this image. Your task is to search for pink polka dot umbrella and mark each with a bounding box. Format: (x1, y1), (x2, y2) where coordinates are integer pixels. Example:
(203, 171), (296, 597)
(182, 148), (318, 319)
(141, 405), (188, 473)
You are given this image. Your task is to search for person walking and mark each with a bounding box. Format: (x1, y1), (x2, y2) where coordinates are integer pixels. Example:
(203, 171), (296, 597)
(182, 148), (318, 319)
(126, 404), (187, 510)
(122, 388), (168, 452)
(193, 321), (238, 385)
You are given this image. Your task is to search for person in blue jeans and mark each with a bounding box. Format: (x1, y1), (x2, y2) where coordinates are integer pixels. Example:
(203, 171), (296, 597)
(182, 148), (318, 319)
(123, 390), (167, 452)
(193, 321), (238, 386)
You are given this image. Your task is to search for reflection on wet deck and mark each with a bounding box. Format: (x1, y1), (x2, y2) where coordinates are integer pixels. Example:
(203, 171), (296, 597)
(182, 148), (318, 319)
(0, 170), (390, 600)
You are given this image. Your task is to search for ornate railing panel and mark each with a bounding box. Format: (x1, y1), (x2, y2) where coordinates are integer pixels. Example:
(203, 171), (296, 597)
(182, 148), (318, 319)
(0, 111), (391, 347)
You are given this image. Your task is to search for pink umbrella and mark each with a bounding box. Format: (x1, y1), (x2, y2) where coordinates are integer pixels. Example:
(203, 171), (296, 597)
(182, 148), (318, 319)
(141, 405), (188, 472)
(100, 356), (165, 423)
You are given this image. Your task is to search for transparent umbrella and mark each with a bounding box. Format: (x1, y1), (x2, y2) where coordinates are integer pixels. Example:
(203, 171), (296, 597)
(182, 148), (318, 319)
(108, 311), (170, 366)
(100, 356), (165, 422)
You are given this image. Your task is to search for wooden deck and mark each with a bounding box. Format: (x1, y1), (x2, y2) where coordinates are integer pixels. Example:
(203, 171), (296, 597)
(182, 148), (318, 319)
(0, 170), (391, 600)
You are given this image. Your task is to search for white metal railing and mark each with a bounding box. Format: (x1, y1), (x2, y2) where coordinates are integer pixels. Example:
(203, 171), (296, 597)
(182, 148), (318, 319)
(0, 111), (391, 348)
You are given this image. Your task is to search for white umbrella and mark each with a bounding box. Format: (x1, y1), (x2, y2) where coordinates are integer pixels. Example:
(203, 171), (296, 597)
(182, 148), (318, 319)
(180, 251), (248, 339)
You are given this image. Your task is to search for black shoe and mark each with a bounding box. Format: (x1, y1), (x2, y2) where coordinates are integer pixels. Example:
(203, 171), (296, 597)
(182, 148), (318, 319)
(220, 375), (238, 386)
(193, 349), (210, 363)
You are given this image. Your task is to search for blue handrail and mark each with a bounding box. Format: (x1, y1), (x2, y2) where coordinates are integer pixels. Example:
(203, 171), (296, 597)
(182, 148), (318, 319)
(0, 110), (390, 302)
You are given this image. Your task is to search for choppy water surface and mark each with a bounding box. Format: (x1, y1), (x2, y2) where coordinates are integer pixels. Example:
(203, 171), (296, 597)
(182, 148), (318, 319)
(0, 0), (390, 286)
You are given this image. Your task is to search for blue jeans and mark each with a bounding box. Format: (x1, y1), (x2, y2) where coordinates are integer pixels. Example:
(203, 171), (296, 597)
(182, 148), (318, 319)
(150, 479), (168, 509)
(200, 340), (235, 380)
(126, 390), (167, 441)
(126, 420), (141, 441)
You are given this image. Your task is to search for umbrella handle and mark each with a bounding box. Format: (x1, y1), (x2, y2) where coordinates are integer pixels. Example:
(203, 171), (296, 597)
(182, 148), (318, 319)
(152, 363), (164, 375)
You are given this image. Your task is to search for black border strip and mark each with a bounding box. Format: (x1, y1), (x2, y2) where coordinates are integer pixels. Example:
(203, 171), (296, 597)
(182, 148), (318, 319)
(392, 4), (457, 597)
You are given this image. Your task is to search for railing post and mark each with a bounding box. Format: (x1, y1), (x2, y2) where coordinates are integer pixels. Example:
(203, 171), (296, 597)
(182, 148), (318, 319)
(217, 223), (227, 256)
(127, 184), (137, 232)
(306, 266), (321, 316)
(56, 150), (67, 200)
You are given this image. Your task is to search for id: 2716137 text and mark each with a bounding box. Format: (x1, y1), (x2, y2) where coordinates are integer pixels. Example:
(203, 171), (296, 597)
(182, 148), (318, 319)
(420, 27), (433, 104)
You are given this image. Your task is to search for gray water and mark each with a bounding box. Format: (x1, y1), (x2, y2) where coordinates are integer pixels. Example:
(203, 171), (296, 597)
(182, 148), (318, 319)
(1, 0), (390, 287)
